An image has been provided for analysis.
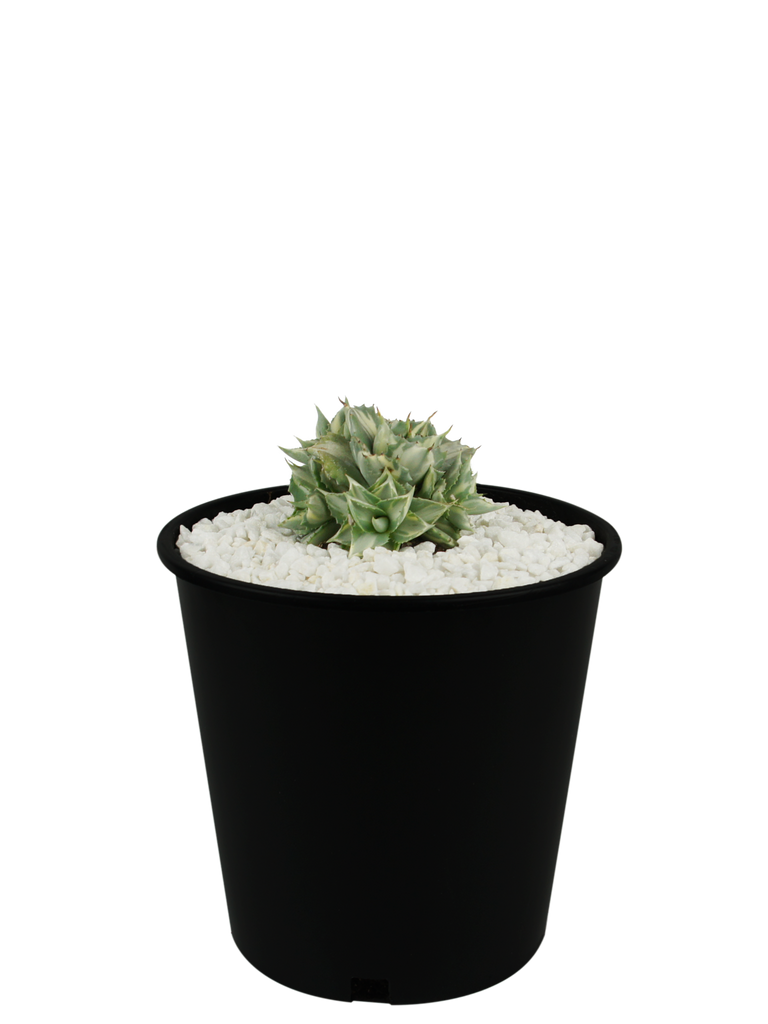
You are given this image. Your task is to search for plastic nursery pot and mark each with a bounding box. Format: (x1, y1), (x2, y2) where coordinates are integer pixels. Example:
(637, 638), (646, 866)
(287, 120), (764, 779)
(157, 484), (621, 1006)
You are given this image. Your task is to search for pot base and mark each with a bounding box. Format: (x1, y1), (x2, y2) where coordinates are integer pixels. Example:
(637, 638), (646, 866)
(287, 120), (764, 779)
(228, 921), (552, 1007)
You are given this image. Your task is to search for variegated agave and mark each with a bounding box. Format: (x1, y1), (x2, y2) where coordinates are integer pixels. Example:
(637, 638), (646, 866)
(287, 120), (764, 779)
(279, 399), (506, 556)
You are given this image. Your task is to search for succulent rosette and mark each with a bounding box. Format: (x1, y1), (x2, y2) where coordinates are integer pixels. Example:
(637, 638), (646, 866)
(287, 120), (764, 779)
(279, 398), (507, 556)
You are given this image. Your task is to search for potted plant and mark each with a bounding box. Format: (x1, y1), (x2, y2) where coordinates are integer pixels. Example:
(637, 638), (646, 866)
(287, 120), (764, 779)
(157, 399), (622, 1005)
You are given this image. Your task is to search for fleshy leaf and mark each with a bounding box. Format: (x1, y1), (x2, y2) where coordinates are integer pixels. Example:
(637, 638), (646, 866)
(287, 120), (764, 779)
(280, 401), (499, 557)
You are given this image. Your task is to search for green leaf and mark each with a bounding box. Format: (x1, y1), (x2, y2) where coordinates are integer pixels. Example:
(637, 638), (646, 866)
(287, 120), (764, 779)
(348, 496), (380, 532)
(409, 496), (450, 527)
(421, 522), (460, 548)
(376, 490), (414, 531)
(349, 527), (392, 557)
(274, 444), (313, 468)
(390, 512), (432, 545)
(312, 436), (365, 487)
(322, 490), (350, 524)
(459, 494), (508, 515)
(327, 520), (354, 547)
(304, 520), (340, 547)
(315, 405), (330, 436)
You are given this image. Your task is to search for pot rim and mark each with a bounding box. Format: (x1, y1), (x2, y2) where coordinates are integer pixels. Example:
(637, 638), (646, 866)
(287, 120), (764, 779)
(157, 483), (622, 609)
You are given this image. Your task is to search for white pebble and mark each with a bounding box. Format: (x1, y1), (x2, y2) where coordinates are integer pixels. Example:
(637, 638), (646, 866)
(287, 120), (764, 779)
(177, 498), (604, 596)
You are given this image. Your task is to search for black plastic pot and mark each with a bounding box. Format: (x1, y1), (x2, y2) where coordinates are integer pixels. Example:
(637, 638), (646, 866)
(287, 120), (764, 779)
(157, 484), (621, 1005)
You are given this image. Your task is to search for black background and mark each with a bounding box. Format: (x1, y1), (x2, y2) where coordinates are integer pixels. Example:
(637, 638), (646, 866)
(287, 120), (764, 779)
(147, 358), (638, 1007)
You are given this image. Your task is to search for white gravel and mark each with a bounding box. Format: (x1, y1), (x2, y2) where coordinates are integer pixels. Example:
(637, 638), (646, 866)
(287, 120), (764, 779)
(176, 495), (603, 596)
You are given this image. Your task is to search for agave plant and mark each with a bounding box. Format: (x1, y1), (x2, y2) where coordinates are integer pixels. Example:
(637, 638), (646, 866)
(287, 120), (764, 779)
(278, 399), (506, 556)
